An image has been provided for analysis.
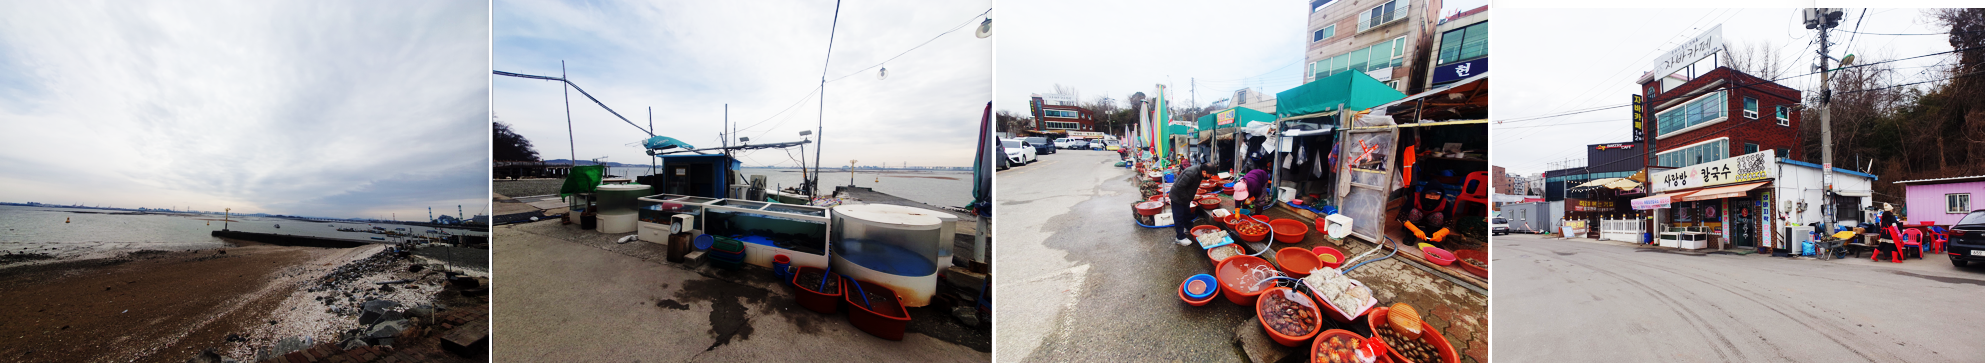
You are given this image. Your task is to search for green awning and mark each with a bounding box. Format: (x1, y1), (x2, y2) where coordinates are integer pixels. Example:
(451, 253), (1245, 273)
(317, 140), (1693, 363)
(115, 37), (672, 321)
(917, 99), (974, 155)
(1196, 107), (1277, 130)
(1274, 70), (1407, 118)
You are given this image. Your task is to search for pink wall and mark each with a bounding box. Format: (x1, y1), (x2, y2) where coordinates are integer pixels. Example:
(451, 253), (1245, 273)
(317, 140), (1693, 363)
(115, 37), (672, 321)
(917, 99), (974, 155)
(1903, 181), (1985, 225)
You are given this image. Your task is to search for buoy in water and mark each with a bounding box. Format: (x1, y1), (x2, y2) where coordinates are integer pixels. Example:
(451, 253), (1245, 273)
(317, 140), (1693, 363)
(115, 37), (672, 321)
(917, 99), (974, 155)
(66, 217), (70, 223)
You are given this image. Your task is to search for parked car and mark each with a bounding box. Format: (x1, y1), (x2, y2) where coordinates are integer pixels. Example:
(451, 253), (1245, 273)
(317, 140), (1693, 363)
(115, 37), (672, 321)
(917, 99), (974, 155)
(1062, 139), (1090, 149)
(1492, 217), (1509, 236)
(1102, 139), (1121, 151)
(1024, 137), (1055, 154)
(1946, 210), (1985, 267)
(1002, 139), (1037, 165)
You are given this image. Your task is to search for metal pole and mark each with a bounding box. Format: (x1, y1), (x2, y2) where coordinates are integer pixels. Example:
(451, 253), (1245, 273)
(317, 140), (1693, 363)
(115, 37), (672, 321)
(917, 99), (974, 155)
(563, 61), (576, 165)
(813, 0), (843, 197)
(650, 107), (656, 177)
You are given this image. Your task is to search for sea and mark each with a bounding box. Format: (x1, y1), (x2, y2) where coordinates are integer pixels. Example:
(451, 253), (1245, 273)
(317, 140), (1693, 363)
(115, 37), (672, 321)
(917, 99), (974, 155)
(0, 205), (488, 257)
(603, 166), (977, 208)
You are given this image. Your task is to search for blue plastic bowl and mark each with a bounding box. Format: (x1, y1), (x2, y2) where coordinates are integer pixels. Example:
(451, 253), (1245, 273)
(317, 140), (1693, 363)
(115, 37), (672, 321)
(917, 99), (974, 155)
(1182, 274), (1219, 299)
(693, 234), (715, 250)
(1320, 206), (1339, 215)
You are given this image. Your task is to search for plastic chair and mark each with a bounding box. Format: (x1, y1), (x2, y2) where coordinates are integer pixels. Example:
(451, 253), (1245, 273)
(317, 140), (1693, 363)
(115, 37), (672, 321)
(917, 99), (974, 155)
(1924, 225), (1949, 253)
(1455, 171), (1489, 217)
(1885, 226), (1922, 262)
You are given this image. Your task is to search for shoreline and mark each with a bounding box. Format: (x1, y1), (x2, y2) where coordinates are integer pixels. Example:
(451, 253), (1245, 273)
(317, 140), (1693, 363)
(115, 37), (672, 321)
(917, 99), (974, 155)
(0, 239), (488, 362)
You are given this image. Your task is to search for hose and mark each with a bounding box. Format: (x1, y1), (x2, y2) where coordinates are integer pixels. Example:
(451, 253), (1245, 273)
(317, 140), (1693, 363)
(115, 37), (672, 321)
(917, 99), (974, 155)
(851, 278), (874, 309)
(1342, 236), (1400, 274)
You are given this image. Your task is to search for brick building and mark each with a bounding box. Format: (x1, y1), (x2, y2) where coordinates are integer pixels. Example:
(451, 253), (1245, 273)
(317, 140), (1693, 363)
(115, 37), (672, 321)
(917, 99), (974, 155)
(1638, 66), (1803, 168)
(1492, 165), (1510, 194)
(1029, 94), (1097, 132)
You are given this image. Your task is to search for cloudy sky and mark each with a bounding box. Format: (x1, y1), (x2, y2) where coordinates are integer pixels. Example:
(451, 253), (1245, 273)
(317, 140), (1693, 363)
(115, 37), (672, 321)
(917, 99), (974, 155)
(996, 0), (1487, 117)
(1492, 7), (1958, 176)
(493, 0), (993, 168)
(0, 1), (490, 220)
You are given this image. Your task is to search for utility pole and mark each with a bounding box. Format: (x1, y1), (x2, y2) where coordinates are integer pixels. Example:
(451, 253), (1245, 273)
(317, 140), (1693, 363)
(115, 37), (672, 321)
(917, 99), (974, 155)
(1809, 8), (1843, 234)
(650, 107), (656, 177)
(563, 61), (576, 165)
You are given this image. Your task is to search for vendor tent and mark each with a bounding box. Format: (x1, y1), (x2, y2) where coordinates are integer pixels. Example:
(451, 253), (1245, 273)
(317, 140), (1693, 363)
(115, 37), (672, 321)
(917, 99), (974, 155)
(1197, 107), (1278, 131)
(1274, 70), (1408, 118)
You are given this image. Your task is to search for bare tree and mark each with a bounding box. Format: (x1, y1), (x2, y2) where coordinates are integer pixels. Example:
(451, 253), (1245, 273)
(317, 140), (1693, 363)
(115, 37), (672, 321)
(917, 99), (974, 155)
(1721, 40), (1784, 80)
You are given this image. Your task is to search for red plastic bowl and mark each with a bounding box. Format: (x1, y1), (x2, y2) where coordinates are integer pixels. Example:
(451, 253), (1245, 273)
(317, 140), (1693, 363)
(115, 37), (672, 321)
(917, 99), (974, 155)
(1271, 219), (1309, 243)
(1313, 329), (1379, 363)
(1134, 201), (1165, 216)
(1233, 218), (1271, 242)
(1276, 247), (1321, 278)
(1218, 214), (1240, 228)
(1179, 278), (1220, 306)
(1189, 225), (1223, 240)
(1453, 249), (1487, 278)
(1206, 244), (1244, 264)
(1366, 307), (1460, 363)
(1198, 196), (1222, 210)
(1215, 255), (1277, 306)
(1255, 287), (1322, 347)
(1311, 246), (1346, 269)
(1421, 245), (1456, 266)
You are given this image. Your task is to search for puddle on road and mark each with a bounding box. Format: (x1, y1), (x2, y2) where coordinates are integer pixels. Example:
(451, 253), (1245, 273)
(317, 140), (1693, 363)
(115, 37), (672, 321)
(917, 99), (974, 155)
(1887, 270), (1985, 286)
(662, 278), (772, 351)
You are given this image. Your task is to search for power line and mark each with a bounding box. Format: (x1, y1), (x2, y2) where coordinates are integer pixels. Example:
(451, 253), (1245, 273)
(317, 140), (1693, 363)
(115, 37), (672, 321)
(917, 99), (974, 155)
(1839, 69), (1985, 94)
(823, 8), (992, 83)
(1496, 104), (1633, 123)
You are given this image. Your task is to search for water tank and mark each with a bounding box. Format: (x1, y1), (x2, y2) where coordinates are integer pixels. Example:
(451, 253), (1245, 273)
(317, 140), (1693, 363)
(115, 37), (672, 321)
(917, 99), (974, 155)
(596, 184), (651, 233)
(830, 204), (945, 307)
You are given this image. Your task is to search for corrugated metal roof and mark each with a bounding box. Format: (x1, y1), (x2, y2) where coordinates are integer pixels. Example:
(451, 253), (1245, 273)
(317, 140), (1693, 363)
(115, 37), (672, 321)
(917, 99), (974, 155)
(1892, 175), (1985, 185)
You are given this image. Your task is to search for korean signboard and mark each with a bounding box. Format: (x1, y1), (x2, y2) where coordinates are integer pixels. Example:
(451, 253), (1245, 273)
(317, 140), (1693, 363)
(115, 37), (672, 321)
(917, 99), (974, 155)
(1566, 198), (1616, 212)
(1632, 94), (1645, 142)
(1650, 25), (1724, 83)
(1431, 57), (1486, 85)
(1652, 149), (1775, 192)
(1216, 109), (1236, 126)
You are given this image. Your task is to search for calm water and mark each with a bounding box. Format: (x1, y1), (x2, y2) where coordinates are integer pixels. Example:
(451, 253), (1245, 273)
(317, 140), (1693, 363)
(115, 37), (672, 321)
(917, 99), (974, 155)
(0, 205), (486, 255)
(604, 167), (976, 208)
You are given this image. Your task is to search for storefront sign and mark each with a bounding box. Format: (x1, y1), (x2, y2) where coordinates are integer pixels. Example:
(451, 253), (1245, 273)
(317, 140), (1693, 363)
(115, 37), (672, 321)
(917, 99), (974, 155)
(1367, 66), (1395, 82)
(1431, 58), (1486, 85)
(1216, 109), (1236, 126)
(1632, 94), (1645, 142)
(1567, 198), (1616, 212)
(1652, 150), (1775, 192)
(1650, 25), (1724, 83)
(1594, 143), (1635, 150)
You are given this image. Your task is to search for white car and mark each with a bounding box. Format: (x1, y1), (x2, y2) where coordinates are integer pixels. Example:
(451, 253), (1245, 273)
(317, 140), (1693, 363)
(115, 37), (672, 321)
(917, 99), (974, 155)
(1002, 139), (1037, 165)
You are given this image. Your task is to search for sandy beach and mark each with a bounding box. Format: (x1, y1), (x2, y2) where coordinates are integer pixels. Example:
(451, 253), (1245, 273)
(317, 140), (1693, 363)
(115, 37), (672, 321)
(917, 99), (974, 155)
(0, 239), (487, 362)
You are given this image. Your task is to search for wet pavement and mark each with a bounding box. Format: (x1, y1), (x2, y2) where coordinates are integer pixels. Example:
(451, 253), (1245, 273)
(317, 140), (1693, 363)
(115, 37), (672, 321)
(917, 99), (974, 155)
(995, 150), (1486, 362)
(1495, 233), (1985, 362)
(491, 219), (988, 362)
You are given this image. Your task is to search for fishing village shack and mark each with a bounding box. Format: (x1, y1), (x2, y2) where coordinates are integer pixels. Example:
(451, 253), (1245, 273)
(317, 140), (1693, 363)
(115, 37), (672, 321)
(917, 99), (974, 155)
(1634, 150), (1876, 253)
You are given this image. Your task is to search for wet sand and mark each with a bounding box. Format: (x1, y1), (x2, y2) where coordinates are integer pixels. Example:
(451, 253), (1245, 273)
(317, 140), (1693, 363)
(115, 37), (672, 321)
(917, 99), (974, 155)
(0, 241), (413, 362)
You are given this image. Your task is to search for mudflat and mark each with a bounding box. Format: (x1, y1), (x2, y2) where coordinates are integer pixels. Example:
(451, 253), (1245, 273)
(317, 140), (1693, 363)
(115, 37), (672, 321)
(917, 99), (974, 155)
(0, 244), (348, 362)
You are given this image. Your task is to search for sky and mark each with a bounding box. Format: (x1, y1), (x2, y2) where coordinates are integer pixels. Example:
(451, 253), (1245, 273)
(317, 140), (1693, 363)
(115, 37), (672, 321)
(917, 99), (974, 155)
(1492, 7), (1959, 177)
(493, 0), (994, 168)
(0, 1), (491, 220)
(995, 0), (1487, 119)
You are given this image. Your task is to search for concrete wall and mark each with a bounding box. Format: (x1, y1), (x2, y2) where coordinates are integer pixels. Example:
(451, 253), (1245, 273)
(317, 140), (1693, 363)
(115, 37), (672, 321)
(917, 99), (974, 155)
(1903, 181), (1985, 225)
(1772, 161), (1873, 228)
(211, 230), (372, 248)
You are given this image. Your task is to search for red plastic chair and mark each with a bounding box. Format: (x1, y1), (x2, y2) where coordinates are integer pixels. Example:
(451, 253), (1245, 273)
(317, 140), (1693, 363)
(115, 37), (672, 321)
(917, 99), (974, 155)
(1923, 225), (1949, 253)
(1456, 171), (1489, 216)
(1889, 226), (1924, 262)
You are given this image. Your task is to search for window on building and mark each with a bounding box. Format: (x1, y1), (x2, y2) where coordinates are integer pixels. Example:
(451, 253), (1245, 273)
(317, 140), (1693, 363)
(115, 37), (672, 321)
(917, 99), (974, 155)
(1656, 139), (1730, 167)
(1314, 25), (1335, 43)
(1044, 121), (1081, 130)
(1776, 105), (1789, 125)
(1313, 37), (1408, 80)
(1044, 109), (1079, 118)
(1359, 0), (1403, 32)
(1437, 21), (1488, 65)
(1744, 142), (1759, 154)
(1654, 90), (1728, 138)
(1949, 193), (1972, 214)
(1311, 0), (1336, 13)
(1743, 97), (1759, 119)
(1776, 148), (1788, 159)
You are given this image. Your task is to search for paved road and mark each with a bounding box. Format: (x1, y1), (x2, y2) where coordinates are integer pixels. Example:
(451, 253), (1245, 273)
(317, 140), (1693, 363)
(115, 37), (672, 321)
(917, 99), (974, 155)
(492, 219), (988, 362)
(1494, 233), (1985, 362)
(995, 150), (1264, 362)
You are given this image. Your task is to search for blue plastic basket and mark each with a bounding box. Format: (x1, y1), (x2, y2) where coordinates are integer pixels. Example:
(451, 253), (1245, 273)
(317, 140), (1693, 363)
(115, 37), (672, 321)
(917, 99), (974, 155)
(693, 234), (715, 250)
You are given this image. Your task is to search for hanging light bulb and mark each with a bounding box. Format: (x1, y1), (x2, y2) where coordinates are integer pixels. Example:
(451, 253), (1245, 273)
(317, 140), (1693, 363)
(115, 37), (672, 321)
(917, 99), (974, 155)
(878, 66), (888, 80)
(974, 18), (993, 39)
